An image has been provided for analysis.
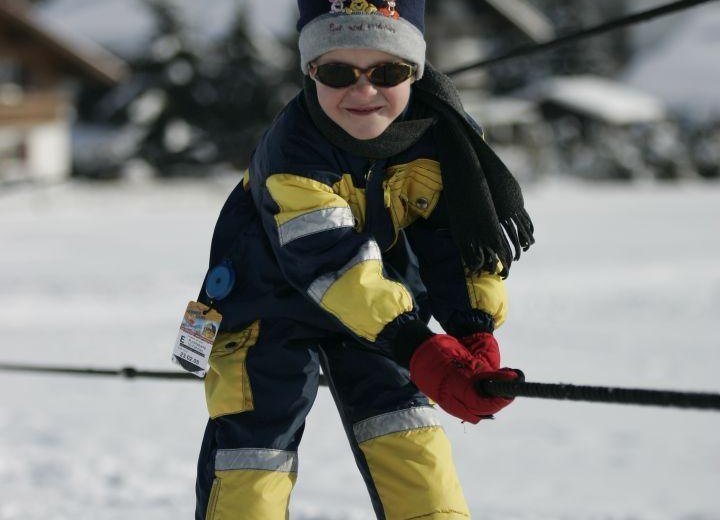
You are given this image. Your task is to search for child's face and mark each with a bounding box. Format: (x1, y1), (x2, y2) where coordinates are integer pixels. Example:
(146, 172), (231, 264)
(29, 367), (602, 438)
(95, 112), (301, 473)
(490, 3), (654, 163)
(311, 48), (413, 140)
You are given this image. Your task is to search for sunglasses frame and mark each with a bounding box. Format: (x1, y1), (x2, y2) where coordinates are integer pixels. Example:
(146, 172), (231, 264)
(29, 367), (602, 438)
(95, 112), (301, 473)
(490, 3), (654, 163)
(310, 61), (417, 89)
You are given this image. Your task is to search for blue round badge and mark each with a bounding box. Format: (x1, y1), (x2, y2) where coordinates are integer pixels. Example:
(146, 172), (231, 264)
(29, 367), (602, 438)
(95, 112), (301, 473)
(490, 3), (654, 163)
(205, 261), (235, 301)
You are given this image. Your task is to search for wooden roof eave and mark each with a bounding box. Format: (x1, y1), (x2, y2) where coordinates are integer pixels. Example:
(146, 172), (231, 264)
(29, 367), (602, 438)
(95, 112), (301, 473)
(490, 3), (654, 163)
(484, 0), (556, 44)
(0, 0), (129, 86)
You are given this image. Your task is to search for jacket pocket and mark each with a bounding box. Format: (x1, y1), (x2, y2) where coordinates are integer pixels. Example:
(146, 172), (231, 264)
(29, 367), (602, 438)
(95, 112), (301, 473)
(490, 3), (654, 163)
(385, 158), (443, 231)
(204, 320), (260, 418)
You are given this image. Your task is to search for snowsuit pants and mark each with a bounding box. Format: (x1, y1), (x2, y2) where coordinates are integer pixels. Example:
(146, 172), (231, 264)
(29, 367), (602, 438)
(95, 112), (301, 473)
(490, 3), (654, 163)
(195, 320), (470, 520)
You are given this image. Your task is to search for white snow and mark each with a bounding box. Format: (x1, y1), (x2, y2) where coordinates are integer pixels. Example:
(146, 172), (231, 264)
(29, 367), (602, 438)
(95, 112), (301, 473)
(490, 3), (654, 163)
(0, 177), (719, 519)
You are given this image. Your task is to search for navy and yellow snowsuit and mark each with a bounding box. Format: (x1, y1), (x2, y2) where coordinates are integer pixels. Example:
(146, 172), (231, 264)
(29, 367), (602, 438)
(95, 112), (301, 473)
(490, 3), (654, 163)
(195, 92), (508, 519)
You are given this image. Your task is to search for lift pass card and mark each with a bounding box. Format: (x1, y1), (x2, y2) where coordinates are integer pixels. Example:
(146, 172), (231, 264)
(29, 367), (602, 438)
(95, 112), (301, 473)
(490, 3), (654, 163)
(172, 301), (222, 377)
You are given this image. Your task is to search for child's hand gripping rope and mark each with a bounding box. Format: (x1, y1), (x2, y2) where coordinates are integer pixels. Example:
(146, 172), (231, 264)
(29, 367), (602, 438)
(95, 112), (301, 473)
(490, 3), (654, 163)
(409, 334), (523, 423)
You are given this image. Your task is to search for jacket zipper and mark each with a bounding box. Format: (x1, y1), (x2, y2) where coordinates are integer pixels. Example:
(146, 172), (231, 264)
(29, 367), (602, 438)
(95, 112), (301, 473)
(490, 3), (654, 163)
(365, 160), (377, 185)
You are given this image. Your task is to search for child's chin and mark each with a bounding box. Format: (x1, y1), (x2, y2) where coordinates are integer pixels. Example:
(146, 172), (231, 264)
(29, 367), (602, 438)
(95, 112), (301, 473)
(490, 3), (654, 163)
(343, 122), (391, 141)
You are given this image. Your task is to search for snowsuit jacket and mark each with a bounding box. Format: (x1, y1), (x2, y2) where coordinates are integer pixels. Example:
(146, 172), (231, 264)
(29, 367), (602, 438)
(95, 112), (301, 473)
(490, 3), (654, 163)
(199, 91), (508, 362)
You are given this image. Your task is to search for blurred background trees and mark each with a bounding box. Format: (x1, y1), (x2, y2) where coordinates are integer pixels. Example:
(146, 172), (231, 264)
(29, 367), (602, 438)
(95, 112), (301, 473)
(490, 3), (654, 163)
(4, 0), (717, 182)
(73, 0), (301, 178)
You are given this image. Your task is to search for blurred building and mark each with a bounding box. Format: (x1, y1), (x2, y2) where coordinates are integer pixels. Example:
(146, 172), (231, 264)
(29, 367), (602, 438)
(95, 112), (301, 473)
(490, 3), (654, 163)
(0, 0), (127, 183)
(532, 75), (695, 180)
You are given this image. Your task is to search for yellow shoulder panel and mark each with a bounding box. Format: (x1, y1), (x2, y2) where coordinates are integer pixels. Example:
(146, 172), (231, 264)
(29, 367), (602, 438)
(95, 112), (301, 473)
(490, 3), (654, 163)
(266, 173), (350, 227)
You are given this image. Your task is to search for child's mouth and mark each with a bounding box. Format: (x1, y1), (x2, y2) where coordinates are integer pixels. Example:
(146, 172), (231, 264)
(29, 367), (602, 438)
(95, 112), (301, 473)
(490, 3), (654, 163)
(346, 107), (382, 116)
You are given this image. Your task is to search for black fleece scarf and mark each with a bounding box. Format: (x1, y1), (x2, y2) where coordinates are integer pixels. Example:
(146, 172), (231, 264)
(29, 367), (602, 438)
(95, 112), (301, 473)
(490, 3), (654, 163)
(303, 63), (534, 277)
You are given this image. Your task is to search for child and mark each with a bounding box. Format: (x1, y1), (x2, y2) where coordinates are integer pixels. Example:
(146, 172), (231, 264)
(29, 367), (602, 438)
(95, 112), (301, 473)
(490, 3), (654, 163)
(195, 1), (534, 518)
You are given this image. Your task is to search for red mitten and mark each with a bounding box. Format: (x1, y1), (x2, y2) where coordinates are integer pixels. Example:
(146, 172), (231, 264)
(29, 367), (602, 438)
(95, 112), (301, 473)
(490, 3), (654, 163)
(460, 332), (501, 369)
(409, 334), (522, 424)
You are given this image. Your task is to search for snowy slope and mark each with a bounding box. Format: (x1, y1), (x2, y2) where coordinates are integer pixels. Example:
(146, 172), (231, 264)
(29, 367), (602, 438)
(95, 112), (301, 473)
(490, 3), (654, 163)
(0, 178), (719, 519)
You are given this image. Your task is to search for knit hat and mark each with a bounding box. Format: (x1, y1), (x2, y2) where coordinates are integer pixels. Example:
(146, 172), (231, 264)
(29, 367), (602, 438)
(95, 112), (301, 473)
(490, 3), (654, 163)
(297, 0), (427, 79)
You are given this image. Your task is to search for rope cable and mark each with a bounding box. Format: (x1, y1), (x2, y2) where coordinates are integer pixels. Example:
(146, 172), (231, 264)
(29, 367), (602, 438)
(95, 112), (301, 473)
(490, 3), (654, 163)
(445, 0), (719, 77)
(0, 362), (329, 385)
(478, 379), (720, 411)
(2, 362), (718, 411)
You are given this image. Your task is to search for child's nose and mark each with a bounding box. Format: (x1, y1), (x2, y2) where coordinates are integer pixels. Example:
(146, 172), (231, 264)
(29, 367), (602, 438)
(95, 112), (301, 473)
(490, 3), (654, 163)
(351, 74), (378, 96)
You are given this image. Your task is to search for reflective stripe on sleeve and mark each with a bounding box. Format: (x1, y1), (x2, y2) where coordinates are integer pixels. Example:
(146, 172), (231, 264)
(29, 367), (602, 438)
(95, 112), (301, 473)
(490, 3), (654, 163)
(353, 406), (441, 444)
(215, 448), (298, 473)
(278, 206), (355, 246)
(307, 240), (382, 303)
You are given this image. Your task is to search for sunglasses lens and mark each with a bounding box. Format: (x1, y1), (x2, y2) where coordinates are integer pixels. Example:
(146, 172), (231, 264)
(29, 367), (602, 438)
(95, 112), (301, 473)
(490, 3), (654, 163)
(314, 62), (415, 88)
(315, 63), (358, 88)
(369, 63), (414, 87)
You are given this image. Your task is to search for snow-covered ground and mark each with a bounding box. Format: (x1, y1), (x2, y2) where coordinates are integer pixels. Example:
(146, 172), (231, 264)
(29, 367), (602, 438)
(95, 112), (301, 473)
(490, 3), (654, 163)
(1, 177), (719, 520)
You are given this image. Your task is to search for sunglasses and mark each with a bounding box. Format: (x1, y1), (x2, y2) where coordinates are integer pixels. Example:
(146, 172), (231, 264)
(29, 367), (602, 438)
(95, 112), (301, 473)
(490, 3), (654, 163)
(310, 62), (417, 88)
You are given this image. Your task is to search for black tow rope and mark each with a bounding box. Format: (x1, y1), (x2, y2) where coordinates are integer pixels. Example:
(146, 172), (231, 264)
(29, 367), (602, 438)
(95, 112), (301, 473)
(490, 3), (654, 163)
(0, 362), (196, 380)
(478, 379), (720, 411)
(2, 362), (719, 411)
(0, 362), (330, 385)
(445, 0), (720, 76)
